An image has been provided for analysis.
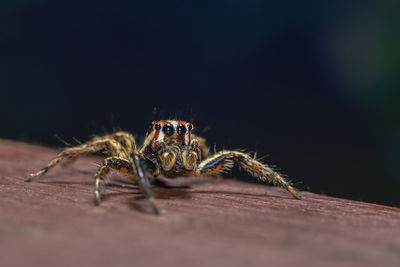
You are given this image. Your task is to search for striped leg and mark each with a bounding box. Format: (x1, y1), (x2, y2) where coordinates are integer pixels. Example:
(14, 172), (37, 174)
(198, 151), (301, 199)
(94, 156), (160, 215)
(94, 131), (137, 155)
(132, 154), (160, 215)
(24, 133), (135, 182)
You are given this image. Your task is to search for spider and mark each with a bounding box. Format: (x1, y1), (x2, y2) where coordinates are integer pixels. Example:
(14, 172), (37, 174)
(24, 120), (301, 214)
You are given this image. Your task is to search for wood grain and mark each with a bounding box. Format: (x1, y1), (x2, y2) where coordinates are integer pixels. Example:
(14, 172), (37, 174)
(0, 139), (399, 267)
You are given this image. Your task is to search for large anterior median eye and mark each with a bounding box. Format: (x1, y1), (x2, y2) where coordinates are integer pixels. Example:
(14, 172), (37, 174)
(177, 124), (186, 135)
(162, 124), (174, 136)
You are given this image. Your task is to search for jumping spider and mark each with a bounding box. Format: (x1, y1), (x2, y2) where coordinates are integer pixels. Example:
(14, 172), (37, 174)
(25, 120), (301, 214)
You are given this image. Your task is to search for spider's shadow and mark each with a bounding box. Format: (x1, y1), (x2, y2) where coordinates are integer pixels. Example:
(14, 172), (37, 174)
(34, 170), (290, 213)
(35, 172), (196, 213)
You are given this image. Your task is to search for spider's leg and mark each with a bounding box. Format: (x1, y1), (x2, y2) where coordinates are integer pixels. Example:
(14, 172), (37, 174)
(133, 154), (160, 215)
(198, 151), (301, 199)
(94, 156), (160, 215)
(25, 134), (135, 182)
(94, 156), (134, 205)
(191, 134), (209, 159)
(99, 131), (137, 155)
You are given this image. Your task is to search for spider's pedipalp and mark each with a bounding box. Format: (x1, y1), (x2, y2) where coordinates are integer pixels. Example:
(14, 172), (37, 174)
(198, 150), (301, 199)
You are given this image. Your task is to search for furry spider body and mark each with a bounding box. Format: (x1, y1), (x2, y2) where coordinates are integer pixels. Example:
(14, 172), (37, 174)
(25, 120), (301, 214)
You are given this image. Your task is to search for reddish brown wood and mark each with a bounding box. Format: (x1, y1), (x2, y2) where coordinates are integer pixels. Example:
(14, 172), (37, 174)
(0, 139), (399, 267)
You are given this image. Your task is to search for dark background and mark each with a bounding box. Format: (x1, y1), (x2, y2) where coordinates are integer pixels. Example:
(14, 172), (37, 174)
(1, 1), (399, 206)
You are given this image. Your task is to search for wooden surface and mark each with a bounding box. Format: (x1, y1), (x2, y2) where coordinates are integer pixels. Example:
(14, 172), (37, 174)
(0, 139), (399, 267)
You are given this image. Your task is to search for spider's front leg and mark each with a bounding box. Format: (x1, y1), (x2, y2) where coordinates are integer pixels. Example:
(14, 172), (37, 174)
(198, 151), (301, 199)
(94, 155), (160, 215)
(24, 132), (135, 182)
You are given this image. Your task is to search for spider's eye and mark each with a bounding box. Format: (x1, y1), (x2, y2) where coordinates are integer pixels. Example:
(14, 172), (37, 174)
(177, 124), (186, 135)
(155, 124), (161, 130)
(162, 124), (174, 136)
(187, 123), (193, 131)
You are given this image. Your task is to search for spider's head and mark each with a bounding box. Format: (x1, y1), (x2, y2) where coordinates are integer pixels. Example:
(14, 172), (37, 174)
(145, 120), (193, 145)
(142, 120), (194, 170)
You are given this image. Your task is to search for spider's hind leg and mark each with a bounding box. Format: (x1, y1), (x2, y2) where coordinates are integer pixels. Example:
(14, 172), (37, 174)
(198, 151), (301, 199)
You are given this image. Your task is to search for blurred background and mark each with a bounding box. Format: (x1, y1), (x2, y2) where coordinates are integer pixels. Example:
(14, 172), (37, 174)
(1, 1), (399, 206)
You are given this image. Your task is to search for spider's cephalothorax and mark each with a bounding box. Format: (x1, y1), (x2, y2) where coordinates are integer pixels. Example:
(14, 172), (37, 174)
(24, 120), (301, 215)
(140, 120), (201, 177)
